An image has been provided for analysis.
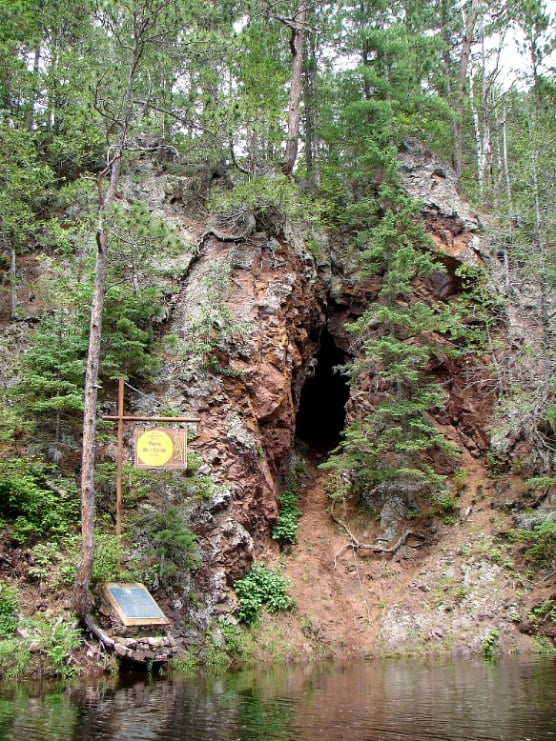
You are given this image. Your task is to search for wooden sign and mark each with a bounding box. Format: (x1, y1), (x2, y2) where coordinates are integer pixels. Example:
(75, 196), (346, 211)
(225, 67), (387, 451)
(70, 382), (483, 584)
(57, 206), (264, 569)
(102, 583), (169, 627)
(135, 427), (187, 469)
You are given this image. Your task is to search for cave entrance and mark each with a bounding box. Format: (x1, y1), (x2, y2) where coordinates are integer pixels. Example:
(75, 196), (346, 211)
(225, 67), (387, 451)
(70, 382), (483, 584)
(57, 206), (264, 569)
(296, 329), (349, 451)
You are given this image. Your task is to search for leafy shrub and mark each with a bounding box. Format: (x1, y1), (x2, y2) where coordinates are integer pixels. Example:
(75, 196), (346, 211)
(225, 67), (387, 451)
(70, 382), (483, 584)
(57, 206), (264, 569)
(0, 458), (79, 543)
(528, 599), (555, 625)
(14, 309), (88, 444)
(0, 583), (19, 638)
(101, 285), (164, 381)
(40, 618), (81, 680)
(480, 628), (500, 660)
(99, 201), (184, 382)
(29, 538), (80, 587)
(130, 506), (200, 589)
(0, 612), (82, 681)
(0, 639), (30, 680)
(209, 176), (306, 223)
(234, 563), (293, 625)
(272, 479), (301, 546)
(508, 514), (556, 568)
(91, 532), (126, 584)
(147, 507), (199, 586)
(432, 491), (458, 521)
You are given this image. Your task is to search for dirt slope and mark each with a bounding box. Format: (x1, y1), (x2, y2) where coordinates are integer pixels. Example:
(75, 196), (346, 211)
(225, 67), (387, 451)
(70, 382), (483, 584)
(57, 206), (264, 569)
(264, 450), (552, 660)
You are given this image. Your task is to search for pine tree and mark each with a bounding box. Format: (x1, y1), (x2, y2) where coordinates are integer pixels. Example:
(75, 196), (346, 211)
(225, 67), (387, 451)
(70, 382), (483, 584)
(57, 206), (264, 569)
(322, 163), (460, 503)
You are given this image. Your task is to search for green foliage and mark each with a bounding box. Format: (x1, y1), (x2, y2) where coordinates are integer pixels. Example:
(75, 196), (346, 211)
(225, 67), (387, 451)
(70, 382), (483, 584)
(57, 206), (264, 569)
(136, 506), (199, 589)
(220, 621), (242, 658)
(91, 532), (126, 585)
(121, 461), (214, 508)
(0, 599), (80, 681)
(9, 197), (182, 450)
(451, 468), (469, 492)
(0, 458), (79, 543)
(272, 479), (302, 546)
(9, 244), (110, 447)
(480, 628), (500, 660)
(210, 177), (311, 225)
(12, 199), (182, 446)
(234, 562), (293, 626)
(0, 584), (19, 639)
(7, 615), (82, 681)
(106, 201), (185, 270)
(226, 16), (289, 169)
(432, 492), (458, 517)
(100, 201), (186, 381)
(0, 125), (55, 258)
(203, 622), (240, 669)
(35, 617), (81, 680)
(0, 639), (30, 681)
(448, 264), (502, 350)
(28, 542), (61, 583)
(429, 490), (460, 525)
(14, 309), (88, 438)
(508, 514), (556, 569)
(102, 285), (163, 381)
(321, 162), (462, 503)
(526, 451), (556, 491)
(527, 599), (555, 627)
(29, 538), (78, 588)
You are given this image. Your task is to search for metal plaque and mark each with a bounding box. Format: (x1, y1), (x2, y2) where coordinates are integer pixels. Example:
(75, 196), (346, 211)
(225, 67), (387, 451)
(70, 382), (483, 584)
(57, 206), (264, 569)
(134, 427), (187, 469)
(102, 583), (169, 627)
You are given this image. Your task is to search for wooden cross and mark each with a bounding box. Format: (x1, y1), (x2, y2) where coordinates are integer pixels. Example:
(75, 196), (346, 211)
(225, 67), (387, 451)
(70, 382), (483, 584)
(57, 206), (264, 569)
(102, 377), (200, 537)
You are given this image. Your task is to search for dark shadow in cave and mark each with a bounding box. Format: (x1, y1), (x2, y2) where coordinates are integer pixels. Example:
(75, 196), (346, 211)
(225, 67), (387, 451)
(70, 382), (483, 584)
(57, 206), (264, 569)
(296, 329), (350, 451)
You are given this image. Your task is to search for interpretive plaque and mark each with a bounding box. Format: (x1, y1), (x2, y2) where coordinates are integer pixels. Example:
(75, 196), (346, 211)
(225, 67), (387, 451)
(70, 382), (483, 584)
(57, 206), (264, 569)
(102, 583), (169, 626)
(135, 427), (187, 469)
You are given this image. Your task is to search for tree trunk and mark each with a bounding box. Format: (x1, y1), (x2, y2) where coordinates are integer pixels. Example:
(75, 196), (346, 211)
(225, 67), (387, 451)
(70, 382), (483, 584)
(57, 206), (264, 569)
(303, 3), (320, 189)
(500, 103), (513, 294)
(73, 221), (107, 621)
(73, 29), (141, 621)
(454, 2), (480, 176)
(9, 244), (17, 320)
(283, 1), (307, 177)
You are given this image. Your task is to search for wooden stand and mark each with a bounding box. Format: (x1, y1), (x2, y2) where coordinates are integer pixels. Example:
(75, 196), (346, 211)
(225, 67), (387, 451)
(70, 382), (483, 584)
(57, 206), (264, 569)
(102, 377), (200, 537)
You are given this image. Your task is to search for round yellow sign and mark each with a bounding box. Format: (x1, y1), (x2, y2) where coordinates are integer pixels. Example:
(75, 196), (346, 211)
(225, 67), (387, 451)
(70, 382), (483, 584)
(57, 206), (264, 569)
(136, 429), (174, 467)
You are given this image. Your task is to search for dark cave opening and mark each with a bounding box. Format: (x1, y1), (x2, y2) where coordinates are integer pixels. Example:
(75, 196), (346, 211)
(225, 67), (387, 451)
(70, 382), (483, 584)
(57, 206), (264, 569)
(296, 329), (350, 451)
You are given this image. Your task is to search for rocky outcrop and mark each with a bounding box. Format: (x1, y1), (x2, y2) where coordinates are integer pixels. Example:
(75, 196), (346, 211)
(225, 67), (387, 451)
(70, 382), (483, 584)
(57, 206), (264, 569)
(398, 138), (483, 261)
(113, 142), (511, 641)
(117, 181), (329, 627)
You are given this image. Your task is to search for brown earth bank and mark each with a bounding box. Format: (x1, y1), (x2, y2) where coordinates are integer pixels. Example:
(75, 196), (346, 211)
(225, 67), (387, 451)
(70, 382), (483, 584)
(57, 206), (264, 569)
(258, 450), (555, 663)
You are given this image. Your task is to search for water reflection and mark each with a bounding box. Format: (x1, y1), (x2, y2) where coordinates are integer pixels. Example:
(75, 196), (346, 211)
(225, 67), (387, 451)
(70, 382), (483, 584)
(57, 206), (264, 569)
(0, 657), (554, 740)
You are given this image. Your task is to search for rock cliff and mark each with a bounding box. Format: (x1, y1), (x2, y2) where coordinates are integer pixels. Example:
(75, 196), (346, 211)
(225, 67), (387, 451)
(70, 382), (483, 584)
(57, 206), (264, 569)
(2, 142), (554, 664)
(109, 141), (541, 650)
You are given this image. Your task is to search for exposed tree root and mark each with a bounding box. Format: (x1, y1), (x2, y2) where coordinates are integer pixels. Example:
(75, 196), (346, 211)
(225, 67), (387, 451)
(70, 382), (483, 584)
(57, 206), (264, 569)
(330, 501), (426, 569)
(82, 613), (116, 651)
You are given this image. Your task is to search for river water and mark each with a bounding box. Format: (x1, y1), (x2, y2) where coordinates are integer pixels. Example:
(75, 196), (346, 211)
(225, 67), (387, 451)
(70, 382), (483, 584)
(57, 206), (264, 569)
(0, 657), (554, 740)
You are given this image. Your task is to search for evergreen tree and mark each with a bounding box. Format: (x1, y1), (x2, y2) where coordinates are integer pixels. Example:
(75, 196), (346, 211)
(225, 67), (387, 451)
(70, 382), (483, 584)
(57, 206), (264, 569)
(322, 166), (460, 502)
(15, 310), (89, 443)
